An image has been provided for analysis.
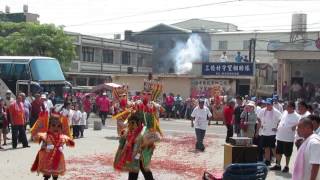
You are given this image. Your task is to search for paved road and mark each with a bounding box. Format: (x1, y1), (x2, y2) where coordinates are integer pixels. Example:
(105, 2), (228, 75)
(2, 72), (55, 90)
(0, 115), (294, 180)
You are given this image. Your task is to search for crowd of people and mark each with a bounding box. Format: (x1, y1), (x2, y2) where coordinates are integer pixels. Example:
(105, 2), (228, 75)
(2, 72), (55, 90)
(188, 93), (320, 179)
(0, 89), (90, 150)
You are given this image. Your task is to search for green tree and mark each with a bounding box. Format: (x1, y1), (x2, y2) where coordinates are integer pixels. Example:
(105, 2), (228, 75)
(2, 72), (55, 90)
(0, 22), (75, 70)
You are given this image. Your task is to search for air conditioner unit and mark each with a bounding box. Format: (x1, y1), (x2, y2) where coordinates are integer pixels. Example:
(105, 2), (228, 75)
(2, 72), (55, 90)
(127, 67), (133, 74)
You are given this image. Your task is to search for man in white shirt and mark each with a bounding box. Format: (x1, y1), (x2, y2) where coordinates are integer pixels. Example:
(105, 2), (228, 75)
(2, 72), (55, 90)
(273, 95), (283, 113)
(295, 101), (311, 148)
(293, 118), (320, 180)
(191, 99), (212, 152)
(270, 101), (301, 172)
(257, 98), (282, 166)
(219, 51), (228, 62)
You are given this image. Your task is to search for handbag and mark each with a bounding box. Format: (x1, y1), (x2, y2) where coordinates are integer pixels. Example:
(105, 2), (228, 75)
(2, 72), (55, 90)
(240, 112), (249, 131)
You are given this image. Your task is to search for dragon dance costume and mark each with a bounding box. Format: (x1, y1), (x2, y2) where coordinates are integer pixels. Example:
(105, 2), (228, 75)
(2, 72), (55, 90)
(30, 112), (74, 180)
(113, 76), (164, 180)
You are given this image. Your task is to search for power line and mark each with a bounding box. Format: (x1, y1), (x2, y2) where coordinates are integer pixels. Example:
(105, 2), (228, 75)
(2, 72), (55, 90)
(66, 8), (319, 27)
(66, 0), (240, 27)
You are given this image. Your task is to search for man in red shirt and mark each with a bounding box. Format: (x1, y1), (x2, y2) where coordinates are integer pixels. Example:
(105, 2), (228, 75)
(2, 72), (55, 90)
(31, 94), (45, 128)
(9, 93), (29, 148)
(99, 92), (110, 126)
(165, 93), (174, 119)
(83, 95), (92, 121)
(223, 100), (235, 143)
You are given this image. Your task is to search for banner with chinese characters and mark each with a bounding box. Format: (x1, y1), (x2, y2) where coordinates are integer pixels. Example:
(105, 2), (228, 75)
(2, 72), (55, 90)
(202, 63), (254, 76)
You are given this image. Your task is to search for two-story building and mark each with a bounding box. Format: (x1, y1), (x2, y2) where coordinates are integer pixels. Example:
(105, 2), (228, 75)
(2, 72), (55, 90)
(65, 32), (153, 86)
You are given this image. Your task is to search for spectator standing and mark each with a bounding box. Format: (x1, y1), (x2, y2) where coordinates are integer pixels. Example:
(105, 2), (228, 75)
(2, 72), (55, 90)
(83, 95), (92, 121)
(99, 92), (110, 126)
(165, 93), (174, 120)
(292, 118), (320, 180)
(257, 98), (282, 166)
(295, 101), (311, 149)
(80, 109), (87, 138)
(219, 51), (228, 62)
(243, 55), (249, 62)
(234, 96), (245, 136)
(223, 100), (235, 143)
(270, 102), (301, 172)
(48, 91), (57, 106)
(72, 104), (82, 139)
(191, 99), (212, 152)
(309, 115), (320, 135)
(240, 101), (257, 138)
(174, 94), (183, 119)
(235, 51), (243, 63)
(31, 94), (45, 128)
(9, 93), (29, 149)
(42, 94), (54, 114)
(273, 95), (284, 113)
(21, 93), (31, 129)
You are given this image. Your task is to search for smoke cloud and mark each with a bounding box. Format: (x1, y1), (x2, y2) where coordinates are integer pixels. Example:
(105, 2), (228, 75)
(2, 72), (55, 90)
(170, 34), (207, 74)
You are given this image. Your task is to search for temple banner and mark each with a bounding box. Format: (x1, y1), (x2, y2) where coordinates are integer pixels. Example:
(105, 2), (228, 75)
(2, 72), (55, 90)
(202, 63), (254, 76)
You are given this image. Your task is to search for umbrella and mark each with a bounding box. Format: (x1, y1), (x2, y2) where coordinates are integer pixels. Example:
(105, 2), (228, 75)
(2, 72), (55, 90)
(91, 83), (122, 93)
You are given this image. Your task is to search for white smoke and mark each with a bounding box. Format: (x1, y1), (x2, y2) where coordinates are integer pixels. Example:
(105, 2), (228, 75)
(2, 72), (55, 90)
(170, 34), (207, 74)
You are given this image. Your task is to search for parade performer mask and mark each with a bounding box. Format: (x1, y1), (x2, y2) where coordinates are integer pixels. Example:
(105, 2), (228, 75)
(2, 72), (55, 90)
(49, 117), (62, 134)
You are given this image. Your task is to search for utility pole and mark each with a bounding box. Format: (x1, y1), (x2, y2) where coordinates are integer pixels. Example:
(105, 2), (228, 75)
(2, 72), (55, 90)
(249, 38), (257, 96)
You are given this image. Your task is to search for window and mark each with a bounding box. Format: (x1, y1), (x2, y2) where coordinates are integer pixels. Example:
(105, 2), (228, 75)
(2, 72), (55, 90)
(103, 49), (113, 64)
(243, 40), (250, 50)
(12, 64), (29, 80)
(82, 47), (94, 62)
(75, 78), (87, 86)
(137, 54), (144, 67)
(218, 41), (228, 50)
(0, 64), (13, 80)
(122, 51), (131, 65)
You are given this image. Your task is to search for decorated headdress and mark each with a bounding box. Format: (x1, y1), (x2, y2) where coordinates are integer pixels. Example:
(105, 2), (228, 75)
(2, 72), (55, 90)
(31, 112), (72, 138)
(112, 85), (128, 102)
(143, 73), (163, 101)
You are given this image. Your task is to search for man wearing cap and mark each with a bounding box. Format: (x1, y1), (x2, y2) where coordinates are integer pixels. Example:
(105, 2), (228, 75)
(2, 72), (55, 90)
(99, 92), (110, 126)
(257, 98), (282, 166)
(191, 98), (212, 151)
(273, 95), (283, 113)
(8, 93), (29, 148)
(4, 90), (15, 108)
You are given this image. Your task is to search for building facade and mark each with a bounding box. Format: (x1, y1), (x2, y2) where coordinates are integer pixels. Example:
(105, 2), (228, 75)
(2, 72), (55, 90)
(125, 19), (238, 73)
(268, 37), (320, 101)
(65, 32), (153, 86)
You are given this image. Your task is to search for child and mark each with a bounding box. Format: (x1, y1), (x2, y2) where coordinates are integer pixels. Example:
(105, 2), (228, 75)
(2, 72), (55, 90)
(31, 113), (75, 180)
(79, 109), (87, 138)
(72, 104), (82, 139)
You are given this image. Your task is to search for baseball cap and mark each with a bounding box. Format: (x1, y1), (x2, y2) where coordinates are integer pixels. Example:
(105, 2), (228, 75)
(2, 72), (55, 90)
(41, 94), (46, 99)
(6, 90), (12, 94)
(102, 92), (107, 95)
(266, 98), (273, 105)
(199, 98), (205, 103)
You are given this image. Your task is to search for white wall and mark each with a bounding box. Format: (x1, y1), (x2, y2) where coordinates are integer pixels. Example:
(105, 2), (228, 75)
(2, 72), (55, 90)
(210, 31), (320, 65)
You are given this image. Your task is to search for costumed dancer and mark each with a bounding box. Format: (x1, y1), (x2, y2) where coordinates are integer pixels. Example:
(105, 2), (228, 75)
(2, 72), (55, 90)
(30, 112), (74, 180)
(113, 75), (163, 180)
